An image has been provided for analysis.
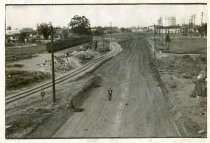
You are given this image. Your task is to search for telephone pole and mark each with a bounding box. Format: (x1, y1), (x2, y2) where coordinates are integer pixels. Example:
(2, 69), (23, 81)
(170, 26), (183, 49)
(50, 22), (56, 103)
(110, 22), (112, 40)
(193, 14), (196, 35)
(201, 12), (204, 25)
(162, 27), (164, 46)
(103, 34), (104, 49)
(153, 24), (156, 59)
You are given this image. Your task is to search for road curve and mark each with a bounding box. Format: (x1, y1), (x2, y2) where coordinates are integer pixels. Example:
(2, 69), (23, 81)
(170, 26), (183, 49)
(53, 35), (187, 138)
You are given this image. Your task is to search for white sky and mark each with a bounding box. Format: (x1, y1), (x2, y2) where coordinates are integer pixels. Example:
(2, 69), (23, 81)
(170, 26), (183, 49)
(6, 4), (207, 29)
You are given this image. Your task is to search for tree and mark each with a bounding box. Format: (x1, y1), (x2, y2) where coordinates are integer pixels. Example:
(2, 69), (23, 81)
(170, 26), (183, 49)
(68, 15), (91, 35)
(198, 23), (207, 38)
(6, 26), (11, 30)
(18, 32), (27, 42)
(37, 23), (51, 40)
(165, 32), (171, 51)
(60, 27), (70, 39)
(120, 27), (126, 32)
(93, 26), (104, 36)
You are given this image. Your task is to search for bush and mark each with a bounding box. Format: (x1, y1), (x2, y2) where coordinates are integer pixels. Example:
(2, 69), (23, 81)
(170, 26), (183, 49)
(98, 46), (111, 53)
(6, 70), (51, 90)
(6, 64), (24, 68)
(76, 52), (94, 60)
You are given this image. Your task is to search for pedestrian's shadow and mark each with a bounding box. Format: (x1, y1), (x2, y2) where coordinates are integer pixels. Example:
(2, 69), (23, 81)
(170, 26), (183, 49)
(73, 108), (85, 112)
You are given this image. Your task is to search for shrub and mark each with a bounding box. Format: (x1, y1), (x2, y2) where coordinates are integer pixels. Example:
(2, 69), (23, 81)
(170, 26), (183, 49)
(6, 70), (51, 90)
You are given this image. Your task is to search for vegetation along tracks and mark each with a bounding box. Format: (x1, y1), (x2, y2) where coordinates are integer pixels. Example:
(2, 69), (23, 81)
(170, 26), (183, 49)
(6, 42), (121, 105)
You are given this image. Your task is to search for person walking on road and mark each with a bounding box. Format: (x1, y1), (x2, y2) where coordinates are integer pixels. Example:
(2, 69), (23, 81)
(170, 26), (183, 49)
(108, 88), (113, 101)
(70, 99), (75, 110)
(40, 90), (45, 100)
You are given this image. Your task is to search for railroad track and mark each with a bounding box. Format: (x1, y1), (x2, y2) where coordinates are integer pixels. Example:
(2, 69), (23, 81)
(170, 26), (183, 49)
(6, 42), (122, 105)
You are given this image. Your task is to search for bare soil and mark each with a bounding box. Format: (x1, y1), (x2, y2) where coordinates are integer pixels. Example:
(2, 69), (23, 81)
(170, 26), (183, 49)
(155, 36), (207, 137)
(6, 74), (99, 138)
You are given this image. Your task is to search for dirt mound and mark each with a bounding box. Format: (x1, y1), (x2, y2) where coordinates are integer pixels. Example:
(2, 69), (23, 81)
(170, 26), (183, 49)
(38, 54), (84, 73)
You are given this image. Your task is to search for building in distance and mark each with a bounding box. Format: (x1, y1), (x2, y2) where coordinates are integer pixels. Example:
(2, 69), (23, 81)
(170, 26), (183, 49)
(158, 17), (176, 26)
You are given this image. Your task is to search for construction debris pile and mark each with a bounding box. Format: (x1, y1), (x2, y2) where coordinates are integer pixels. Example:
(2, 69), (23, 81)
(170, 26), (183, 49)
(38, 43), (95, 73)
(192, 70), (207, 98)
(38, 56), (73, 73)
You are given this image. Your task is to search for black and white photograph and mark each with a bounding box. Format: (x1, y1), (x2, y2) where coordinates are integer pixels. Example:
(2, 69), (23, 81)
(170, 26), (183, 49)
(4, 2), (207, 140)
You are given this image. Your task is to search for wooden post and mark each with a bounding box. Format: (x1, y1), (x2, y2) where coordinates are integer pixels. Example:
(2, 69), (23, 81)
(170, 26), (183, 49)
(50, 23), (56, 103)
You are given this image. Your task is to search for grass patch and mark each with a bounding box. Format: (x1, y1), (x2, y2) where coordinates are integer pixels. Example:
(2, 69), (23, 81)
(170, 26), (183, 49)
(6, 64), (24, 68)
(6, 45), (46, 63)
(97, 46), (111, 53)
(6, 106), (53, 138)
(156, 36), (207, 54)
(6, 70), (51, 90)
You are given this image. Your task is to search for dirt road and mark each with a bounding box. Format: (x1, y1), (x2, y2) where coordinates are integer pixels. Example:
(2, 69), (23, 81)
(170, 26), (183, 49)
(53, 35), (187, 137)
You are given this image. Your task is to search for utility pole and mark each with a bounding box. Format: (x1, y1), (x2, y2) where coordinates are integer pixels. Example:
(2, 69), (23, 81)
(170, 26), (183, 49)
(190, 15), (193, 37)
(200, 12), (204, 38)
(193, 14), (196, 35)
(201, 12), (204, 25)
(102, 34), (104, 49)
(110, 22), (112, 41)
(50, 22), (56, 103)
(153, 24), (156, 59)
(194, 14), (196, 27)
(162, 27), (164, 46)
(159, 26), (161, 40)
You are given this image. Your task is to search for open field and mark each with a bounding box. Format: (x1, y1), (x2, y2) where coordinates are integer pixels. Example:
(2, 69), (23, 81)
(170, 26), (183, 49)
(169, 37), (206, 54)
(6, 44), (47, 63)
(156, 36), (207, 54)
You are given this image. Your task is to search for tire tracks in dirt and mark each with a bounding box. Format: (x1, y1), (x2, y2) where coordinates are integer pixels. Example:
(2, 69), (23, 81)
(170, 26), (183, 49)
(53, 35), (191, 137)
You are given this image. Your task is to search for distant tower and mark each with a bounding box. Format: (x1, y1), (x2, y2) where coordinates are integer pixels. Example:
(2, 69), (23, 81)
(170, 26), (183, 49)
(191, 15), (193, 27)
(193, 14), (196, 27)
(163, 17), (176, 26)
